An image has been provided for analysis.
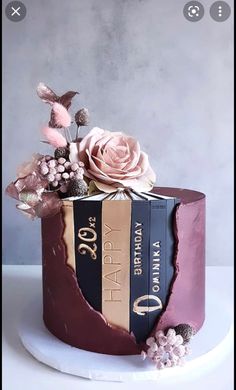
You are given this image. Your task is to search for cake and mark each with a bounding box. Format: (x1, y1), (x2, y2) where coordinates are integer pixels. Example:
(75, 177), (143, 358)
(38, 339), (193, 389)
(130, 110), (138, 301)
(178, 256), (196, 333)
(6, 83), (205, 369)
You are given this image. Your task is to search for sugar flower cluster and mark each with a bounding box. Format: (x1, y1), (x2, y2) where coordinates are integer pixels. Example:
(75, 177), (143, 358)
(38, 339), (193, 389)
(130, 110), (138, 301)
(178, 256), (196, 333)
(141, 327), (191, 370)
(6, 82), (156, 219)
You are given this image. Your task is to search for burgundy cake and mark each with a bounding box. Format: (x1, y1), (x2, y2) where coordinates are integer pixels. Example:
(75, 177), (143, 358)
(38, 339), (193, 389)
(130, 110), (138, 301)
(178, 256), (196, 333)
(6, 83), (205, 369)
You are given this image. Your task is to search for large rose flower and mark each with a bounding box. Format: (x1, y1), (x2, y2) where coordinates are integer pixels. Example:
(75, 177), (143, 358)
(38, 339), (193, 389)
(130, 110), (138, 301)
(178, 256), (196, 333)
(69, 127), (156, 192)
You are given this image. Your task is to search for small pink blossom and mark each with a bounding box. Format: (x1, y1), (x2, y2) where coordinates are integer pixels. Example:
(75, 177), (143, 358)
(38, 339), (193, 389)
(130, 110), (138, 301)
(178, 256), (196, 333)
(174, 335), (184, 347)
(146, 337), (155, 346)
(166, 329), (176, 338)
(150, 342), (158, 352)
(173, 345), (186, 357)
(155, 330), (164, 338)
(158, 336), (168, 346)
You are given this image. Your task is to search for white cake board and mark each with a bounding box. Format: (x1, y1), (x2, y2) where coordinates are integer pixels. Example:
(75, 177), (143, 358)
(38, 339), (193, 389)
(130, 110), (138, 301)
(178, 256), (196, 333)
(19, 287), (233, 382)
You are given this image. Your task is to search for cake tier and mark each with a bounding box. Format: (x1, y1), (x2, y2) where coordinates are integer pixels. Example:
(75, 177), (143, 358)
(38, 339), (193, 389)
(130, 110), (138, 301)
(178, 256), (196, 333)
(41, 187), (205, 355)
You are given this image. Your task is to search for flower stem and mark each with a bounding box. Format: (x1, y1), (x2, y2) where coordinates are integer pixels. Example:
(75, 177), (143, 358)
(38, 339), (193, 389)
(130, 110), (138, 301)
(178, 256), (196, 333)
(65, 128), (72, 143)
(76, 126), (80, 141)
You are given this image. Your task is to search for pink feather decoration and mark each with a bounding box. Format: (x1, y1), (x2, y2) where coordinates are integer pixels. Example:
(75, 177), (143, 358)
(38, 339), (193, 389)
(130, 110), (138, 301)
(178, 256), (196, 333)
(52, 102), (71, 128)
(42, 126), (67, 148)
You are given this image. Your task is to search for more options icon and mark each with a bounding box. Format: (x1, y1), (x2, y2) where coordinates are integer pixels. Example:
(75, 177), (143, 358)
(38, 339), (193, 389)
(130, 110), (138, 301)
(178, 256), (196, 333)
(210, 1), (231, 22)
(183, 1), (204, 22)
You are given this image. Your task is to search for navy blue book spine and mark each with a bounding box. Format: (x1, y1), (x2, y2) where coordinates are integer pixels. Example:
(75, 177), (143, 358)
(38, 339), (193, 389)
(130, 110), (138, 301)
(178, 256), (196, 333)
(130, 199), (150, 342)
(73, 199), (102, 312)
(148, 198), (167, 333)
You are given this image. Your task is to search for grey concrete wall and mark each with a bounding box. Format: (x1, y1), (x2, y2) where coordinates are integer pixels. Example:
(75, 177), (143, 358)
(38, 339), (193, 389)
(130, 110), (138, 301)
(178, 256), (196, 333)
(2, 0), (233, 265)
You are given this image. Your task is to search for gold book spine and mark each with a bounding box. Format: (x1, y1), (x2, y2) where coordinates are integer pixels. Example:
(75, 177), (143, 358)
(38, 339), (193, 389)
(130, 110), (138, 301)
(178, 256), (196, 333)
(62, 200), (76, 271)
(102, 199), (132, 331)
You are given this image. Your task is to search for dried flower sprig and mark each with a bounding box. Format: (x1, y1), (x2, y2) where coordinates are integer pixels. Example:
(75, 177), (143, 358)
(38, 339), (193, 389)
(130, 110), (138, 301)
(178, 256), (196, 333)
(6, 83), (91, 219)
(50, 103), (71, 128)
(42, 127), (67, 148)
(37, 82), (90, 145)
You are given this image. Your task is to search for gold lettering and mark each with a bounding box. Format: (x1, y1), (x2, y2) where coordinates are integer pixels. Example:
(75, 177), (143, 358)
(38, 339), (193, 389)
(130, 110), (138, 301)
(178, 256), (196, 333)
(134, 245), (142, 252)
(152, 284), (160, 293)
(78, 243), (97, 260)
(103, 254), (121, 265)
(103, 288), (121, 302)
(133, 295), (163, 316)
(134, 257), (142, 265)
(135, 222), (142, 228)
(104, 269), (121, 285)
(103, 240), (121, 252)
(153, 250), (160, 257)
(78, 227), (97, 242)
(104, 224), (120, 236)
(135, 228), (142, 236)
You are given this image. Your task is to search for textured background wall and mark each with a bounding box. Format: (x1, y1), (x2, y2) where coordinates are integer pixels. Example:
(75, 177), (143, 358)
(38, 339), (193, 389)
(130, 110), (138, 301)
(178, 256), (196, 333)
(3, 0), (233, 265)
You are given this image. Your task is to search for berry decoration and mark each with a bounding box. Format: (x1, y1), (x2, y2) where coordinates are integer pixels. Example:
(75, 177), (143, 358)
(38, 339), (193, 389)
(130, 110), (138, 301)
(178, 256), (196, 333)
(67, 179), (88, 197)
(39, 156), (86, 196)
(54, 147), (69, 160)
(173, 324), (195, 344)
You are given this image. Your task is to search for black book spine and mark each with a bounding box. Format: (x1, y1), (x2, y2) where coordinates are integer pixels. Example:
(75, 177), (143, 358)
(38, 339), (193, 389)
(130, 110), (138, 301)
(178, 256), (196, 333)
(130, 199), (150, 343)
(73, 199), (102, 312)
(148, 198), (167, 333)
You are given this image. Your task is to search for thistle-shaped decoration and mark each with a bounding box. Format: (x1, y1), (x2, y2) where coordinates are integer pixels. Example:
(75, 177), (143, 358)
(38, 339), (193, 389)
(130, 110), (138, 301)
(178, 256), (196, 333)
(75, 108), (90, 140)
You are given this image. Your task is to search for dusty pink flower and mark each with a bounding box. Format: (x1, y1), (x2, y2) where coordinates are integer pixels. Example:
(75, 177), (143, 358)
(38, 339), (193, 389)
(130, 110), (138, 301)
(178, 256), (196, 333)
(70, 127), (156, 192)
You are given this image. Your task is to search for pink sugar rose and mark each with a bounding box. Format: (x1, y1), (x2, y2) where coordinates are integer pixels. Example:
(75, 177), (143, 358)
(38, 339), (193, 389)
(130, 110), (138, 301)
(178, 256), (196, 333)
(70, 127), (156, 192)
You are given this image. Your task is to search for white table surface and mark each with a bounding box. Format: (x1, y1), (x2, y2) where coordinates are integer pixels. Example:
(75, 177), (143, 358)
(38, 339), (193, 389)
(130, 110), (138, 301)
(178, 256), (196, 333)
(2, 265), (234, 390)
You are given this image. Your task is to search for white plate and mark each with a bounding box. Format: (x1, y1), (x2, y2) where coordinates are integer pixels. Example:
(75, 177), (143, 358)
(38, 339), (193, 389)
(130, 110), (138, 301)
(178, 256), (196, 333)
(19, 287), (233, 382)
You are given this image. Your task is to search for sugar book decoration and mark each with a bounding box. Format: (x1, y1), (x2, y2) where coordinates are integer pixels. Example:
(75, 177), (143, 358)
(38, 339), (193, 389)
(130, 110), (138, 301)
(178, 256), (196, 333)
(74, 198), (102, 311)
(63, 190), (179, 342)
